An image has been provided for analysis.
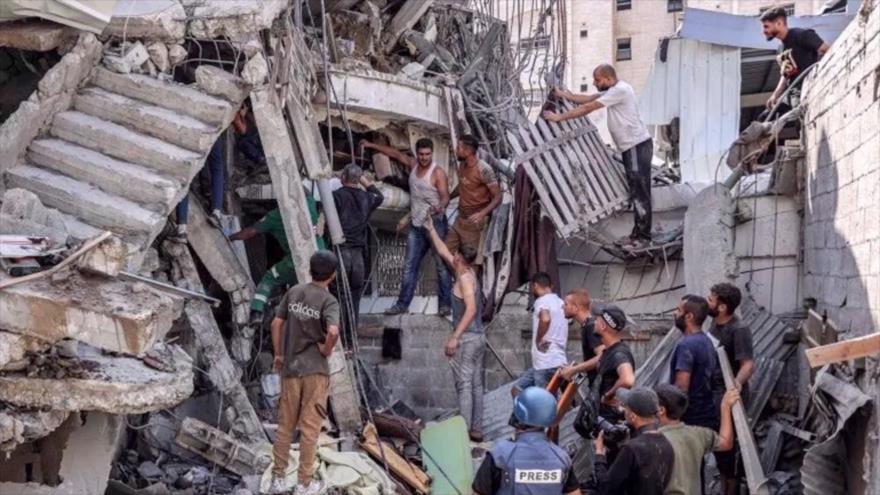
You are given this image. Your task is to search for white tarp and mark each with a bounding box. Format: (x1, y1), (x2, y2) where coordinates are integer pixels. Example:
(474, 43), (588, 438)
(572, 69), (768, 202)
(639, 38), (741, 184)
(0, 0), (117, 34)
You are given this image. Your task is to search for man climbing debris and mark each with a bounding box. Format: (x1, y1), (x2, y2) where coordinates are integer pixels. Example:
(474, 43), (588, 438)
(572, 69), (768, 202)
(360, 137), (453, 317)
(228, 197), (325, 327)
(543, 64), (653, 249)
(448, 134), (502, 265)
(761, 6), (829, 110)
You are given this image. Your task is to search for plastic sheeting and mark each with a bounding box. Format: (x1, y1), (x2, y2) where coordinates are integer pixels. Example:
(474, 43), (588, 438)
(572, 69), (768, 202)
(0, 0), (116, 34)
(260, 446), (397, 494)
(640, 38), (741, 184)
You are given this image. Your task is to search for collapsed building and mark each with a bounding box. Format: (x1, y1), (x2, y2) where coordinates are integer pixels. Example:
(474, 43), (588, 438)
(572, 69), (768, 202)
(0, 0), (877, 494)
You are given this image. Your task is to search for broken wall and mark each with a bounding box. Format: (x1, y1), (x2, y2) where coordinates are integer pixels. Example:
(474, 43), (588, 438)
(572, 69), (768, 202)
(801, 2), (879, 492)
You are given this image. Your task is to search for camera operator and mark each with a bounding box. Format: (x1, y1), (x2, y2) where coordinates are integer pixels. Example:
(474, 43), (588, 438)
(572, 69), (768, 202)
(592, 388), (674, 495)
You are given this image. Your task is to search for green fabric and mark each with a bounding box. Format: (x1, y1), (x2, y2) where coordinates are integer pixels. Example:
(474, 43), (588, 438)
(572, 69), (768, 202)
(420, 416), (474, 495)
(659, 422), (719, 495)
(250, 256), (297, 312)
(253, 198), (325, 256)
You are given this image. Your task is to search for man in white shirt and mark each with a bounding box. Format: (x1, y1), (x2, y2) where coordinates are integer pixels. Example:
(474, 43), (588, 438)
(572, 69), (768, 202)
(543, 64), (654, 248)
(512, 272), (569, 397)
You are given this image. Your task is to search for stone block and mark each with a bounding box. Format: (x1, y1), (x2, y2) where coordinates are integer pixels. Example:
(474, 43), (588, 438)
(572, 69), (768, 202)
(0, 271), (177, 355)
(104, 0), (186, 40)
(146, 42), (170, 72)
(195, 65), (251, 103)
(103, 42), (150, 74)
(77, 235), (128, 277)
(0, 343), (192, 413)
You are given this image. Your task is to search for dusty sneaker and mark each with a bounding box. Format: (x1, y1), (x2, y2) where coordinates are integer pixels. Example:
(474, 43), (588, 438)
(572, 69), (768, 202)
(295, 479), (326, 495)
(266, 476), (288, 494)
(384, 304), (407, 315)
(207, 209), (223, 229)
(170, 224), (188, 243)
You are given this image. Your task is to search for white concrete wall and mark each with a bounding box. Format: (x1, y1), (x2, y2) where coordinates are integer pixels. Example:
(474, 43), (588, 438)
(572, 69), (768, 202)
(801, 4), (879, 493)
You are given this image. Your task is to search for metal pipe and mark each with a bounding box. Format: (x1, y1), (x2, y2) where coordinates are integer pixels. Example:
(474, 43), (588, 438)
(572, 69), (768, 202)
(317, 178), (346, 245)
(119, 271), (221, 306)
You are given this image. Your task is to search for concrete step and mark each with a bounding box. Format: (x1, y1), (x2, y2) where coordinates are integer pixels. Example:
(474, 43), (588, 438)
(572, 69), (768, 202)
(50, 111), (203, 180)
(91, 67), (233, 126)
(6, 164), (164, 234)
(74, 87), (217, 153)
(28, 138), (179, 211)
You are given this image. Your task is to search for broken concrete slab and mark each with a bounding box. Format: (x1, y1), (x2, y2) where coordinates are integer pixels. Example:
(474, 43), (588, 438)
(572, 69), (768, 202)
(0, 20), (74, 51)
(103, 0), (186, 41)
(241, 53), (268, 86)
(0, 408), (69, 452)
(103, 42), (150, 74)
(175, 417), (271, 476)
(181, 197), (253, 325)
(0, 412), (125, 494)
(0, 270), (178, 355)
(384, 0), (436, 52)
(683, 184), (738, 296)
(0, 343), (193, 413)
(91, 67), (234, 126)
(185, 0), (289, 40)
(77, 235), (128, 277)
(195, 65), (251, 103)
(146, 42), (170, 73)
(0, 331), (50, 369)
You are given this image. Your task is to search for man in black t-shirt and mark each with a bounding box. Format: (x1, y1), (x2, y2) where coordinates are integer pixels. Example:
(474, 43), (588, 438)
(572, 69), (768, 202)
(593, 306), (636, 423)
(560, 289), (604, 383)
(760, 6), (829, 109)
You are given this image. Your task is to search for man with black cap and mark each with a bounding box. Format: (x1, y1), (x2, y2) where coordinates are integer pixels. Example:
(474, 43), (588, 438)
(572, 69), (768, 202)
(447, 134), (501, 265)
(473, 387), (581, 495)
(592, 387), (674, 495)
(331, 163), (384, 343)
(655, 383), (740, 495)
(268, 250), (341, 495)
(593, 305), (636, 423)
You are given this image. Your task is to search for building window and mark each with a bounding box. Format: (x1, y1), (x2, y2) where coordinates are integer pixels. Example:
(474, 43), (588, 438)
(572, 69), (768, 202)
(616, 38), (632, 61)
(518, 35), (551, 52)
(580, 29), (588, 38)
(760, 3), (795, 16)
(580, 83), (589, 92)
(616, 0), (632, 11)
(667, 0), (684, 12)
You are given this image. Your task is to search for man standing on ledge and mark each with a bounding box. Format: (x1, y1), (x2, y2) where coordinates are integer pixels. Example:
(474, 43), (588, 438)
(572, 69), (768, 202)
(543, 64), (653, 248)
(448, 134), (502, 265)
(268, 251), (340, 495)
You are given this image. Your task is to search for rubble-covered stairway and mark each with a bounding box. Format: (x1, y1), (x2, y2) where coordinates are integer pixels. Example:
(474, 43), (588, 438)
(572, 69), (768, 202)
(4, 66), (244, 263)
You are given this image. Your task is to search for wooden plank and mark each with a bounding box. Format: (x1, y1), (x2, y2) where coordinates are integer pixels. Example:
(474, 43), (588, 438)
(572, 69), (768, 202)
(507, 131), (568, 234)
(717, 343), (770, 495)
(583, 128), (630, 196)
(805, 333), (880, 368)
(543, 119), (617, 222)
(517, 126), (579, 225)
(533, 119), (603, 224)
(553, 109), (622, 207)
(361, 423), (430, 494)
(510, 125), (594, 166)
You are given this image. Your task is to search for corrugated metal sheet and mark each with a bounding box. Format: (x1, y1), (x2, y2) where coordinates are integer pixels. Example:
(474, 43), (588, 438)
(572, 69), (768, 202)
(746, 357), (785, 425)
(678, 8), (854, 50)
(639, 38), (741, 184)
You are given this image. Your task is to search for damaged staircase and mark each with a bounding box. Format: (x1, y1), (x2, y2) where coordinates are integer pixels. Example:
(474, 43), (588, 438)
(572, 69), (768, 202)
(4, 67), (241, 263)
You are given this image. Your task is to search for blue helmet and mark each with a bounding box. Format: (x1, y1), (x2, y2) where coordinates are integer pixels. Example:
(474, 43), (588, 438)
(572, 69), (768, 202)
(513, 387), (558, 428)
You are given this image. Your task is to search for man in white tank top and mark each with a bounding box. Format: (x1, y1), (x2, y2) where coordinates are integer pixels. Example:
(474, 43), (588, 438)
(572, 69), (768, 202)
(360, 138), (452, 316)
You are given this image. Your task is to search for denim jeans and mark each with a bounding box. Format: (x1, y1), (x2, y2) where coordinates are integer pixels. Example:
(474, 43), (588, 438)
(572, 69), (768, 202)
(514, 366), (559, 392)
(176, 137), (225, 223)
(396, 213), (452, 309)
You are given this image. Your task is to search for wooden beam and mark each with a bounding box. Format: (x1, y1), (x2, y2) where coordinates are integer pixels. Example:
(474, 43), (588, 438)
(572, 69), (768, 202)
(805, 333), (880, 368)
(361, 423), (430, 494)
(716, 345), (770, 495)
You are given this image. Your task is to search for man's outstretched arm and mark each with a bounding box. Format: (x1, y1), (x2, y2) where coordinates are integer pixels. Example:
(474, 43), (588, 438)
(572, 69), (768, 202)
(542, 101), (604, 123)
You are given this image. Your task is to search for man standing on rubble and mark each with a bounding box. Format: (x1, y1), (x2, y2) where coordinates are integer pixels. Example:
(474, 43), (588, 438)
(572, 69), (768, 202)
(670, 295), (718, 430)
(761, 6), (829, 110)
(543, 65), (653, 248)
(424, 212), (486, 442)
(331, 164), (384, 341)
(359, 138), (452, 317)
(655, 383), (739, 495)
(473, 387), (582, 495)
(268, 250), (340, 495)
(512, 272), (569, 395)
(707, 283), (754, 495)
(448, 134), (502, 265)
(559, 288), (604, 384)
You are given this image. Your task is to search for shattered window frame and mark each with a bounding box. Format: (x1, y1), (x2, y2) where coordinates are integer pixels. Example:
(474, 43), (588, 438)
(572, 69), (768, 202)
(616, 38), (632, 61)
(518, 34), (552, 52)
(667, 0), (684, 12)
(617, 0), (633, 11)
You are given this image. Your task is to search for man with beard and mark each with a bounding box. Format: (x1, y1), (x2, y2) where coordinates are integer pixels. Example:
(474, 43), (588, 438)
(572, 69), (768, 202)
(760, 6), (829, 110)
(447, 134), (501, 265)
(543, 64), (653, 249)
(707, 283), (754, 495)
(360, 138), (452, 317)
(669, 295), (718, 430)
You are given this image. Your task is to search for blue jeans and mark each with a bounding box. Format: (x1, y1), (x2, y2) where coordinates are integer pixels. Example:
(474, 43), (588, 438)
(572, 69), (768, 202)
(396, 213), (452, 309)
(176, 137), (225, 223)
(514, 367), (558, 392)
